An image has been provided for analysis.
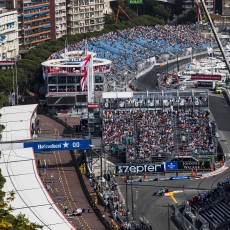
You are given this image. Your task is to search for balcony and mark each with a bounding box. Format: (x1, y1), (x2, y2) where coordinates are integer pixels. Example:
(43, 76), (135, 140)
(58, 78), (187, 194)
(23, 15), (50, 23)
(25, 36), (50, 45)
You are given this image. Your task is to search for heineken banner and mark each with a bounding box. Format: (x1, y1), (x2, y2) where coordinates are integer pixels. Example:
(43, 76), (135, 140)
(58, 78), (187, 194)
(128, 0), (143, 4)
(116, 164), (164, 174)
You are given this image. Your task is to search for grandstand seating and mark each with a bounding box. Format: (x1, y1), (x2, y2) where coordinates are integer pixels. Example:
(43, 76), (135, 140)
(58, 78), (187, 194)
(183, 180), (230, 230)
(50, 24), (219, 90)
(101, 90), (214, 163)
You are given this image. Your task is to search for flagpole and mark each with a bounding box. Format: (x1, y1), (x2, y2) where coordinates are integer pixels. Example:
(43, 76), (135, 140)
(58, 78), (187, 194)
(91, 55), (94, 103)
(87, 55), (90, 103)
(87, 54), (94, 104)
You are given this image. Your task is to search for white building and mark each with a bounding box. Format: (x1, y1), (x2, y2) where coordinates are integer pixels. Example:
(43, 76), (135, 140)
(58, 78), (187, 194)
(104, 0), (113, 14)
(182, 0), (214, 14)
(0, 8), (19, 60)
(54, 0), (67, 39)
(67, 0), (105, 34)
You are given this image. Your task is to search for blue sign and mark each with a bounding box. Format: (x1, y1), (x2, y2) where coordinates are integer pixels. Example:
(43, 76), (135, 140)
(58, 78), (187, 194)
(165, 162), (178, 171)
(24, 139), (91, 152)
(170, 176), (189, 180)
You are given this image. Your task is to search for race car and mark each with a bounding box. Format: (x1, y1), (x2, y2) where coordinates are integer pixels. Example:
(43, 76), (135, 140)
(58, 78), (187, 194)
(152, 187), (169, 196)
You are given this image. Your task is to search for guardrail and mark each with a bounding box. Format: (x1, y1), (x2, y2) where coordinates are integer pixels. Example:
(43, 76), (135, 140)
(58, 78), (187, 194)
(70, 151), (113, 230)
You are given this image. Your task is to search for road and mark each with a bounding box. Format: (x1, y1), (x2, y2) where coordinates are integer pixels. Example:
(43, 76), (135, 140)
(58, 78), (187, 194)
(116, 89), (230, 229)
(118, 168), (230, 230)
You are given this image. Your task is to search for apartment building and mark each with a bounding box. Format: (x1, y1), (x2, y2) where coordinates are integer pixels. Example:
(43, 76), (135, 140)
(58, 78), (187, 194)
(182, 0), (214, 14)
(67, 0), (105, 35)
(222, 0), (230, 15)
(50, 0), (67, 39)
(0, 8), (19, 60)
(18, 0), (52, 49)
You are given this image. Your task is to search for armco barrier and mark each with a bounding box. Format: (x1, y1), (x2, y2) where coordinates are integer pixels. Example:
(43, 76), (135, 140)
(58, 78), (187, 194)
(170, 176), (189, 180)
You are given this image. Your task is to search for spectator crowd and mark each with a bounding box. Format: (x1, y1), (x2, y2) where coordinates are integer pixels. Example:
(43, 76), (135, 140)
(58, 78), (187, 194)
(102, 107), (216, 163)
(185, 180), (230, 230)
(48, 24), (216, 91)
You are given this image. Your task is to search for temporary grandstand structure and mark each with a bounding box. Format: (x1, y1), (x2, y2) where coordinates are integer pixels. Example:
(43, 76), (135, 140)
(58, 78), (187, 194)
(41, 51), (111, 108)
(0, 104), (75, 229)
(0, 148), (75, 230)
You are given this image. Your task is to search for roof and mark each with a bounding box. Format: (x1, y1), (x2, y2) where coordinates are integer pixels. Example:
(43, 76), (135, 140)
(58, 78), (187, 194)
(0, 104), (37, 142)
(0, 148), (75, 230)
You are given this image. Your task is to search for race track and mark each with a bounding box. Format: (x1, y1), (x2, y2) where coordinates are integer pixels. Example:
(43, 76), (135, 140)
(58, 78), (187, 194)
(117, 90), (230, 230)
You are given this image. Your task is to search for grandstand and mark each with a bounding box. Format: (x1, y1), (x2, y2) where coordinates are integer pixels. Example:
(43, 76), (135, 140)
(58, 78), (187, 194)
(174, 179), (230, 230)
(48, 24), (218, 93)
(101, 90), (216, 163)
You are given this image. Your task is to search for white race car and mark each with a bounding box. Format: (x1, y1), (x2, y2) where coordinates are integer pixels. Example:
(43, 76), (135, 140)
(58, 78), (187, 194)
(152, 187), (169, 196)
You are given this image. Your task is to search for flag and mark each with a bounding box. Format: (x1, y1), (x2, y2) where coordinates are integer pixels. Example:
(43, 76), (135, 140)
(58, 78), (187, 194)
(80, 55), (92, 90)
(64, 48), (68, 56)
(80, 55), (91, 71)
(81, 71), (88, 91)
(207, 47), (213, 55)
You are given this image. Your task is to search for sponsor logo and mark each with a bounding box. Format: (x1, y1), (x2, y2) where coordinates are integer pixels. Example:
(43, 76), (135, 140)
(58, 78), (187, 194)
(191, 74), (221, 81)
(24, 139), (90, 152)
(38, 143), (62, 149)
(171, 176), (189, 180)
(116, 164), (164, 173)
(165, 162), (178, 170)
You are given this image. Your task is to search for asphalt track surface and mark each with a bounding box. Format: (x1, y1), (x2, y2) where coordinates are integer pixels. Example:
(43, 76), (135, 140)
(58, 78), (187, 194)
(35, 115), (108, 230)
(115, 83), (230, 229)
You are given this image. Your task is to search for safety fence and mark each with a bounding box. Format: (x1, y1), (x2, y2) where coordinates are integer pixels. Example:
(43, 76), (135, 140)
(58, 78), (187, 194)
(174, 204), (210, 230)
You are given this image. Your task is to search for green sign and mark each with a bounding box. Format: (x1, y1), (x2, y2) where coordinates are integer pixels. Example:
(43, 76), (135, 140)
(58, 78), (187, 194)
(128, 0), (143, 4)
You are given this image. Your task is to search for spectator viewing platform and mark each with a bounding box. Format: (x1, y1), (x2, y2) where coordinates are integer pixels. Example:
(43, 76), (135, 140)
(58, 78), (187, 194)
(46, 25), (215, 93)
(101, 91), (216, 164)
(175, 179), (230, 230)
(42, 51), (111, 106)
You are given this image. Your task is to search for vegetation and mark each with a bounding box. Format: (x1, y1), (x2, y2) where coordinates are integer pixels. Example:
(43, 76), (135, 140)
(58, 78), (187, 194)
(0, 185), (43, 229)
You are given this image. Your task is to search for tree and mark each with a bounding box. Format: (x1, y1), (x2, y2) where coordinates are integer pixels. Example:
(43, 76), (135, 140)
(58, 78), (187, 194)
(177, 8), (198, 24)
(0, 127), (43, 229)
(152, 2), (172, 22)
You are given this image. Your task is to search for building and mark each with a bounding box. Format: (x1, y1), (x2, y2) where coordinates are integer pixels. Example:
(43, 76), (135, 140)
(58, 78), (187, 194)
(50, 0), (67, 39)
(182, 0), (215, 14)
(104, 0), (112, 14)
(17, 0), (52, 49)
(222, 0), (230, 15)
(67, 0), (105, 35)
(41, 50), (111, 110)
(0, 8), (19, 60)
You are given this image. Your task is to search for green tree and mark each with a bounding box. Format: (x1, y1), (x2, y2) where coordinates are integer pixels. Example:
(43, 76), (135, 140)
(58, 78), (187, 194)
(152, 2), (171, 21)
(0, 190), (43, 229)
(177, 8), (198, 24)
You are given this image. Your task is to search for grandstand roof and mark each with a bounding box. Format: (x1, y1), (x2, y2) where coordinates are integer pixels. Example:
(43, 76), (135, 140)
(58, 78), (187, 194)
(0, 104), (37, 142)
(0, 148), (75, 230)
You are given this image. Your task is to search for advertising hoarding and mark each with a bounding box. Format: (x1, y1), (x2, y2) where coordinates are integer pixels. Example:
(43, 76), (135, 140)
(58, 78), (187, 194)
(128, 0), (143, 4)
(24, 139), (91, 152)
(191, 74), (221, 81)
